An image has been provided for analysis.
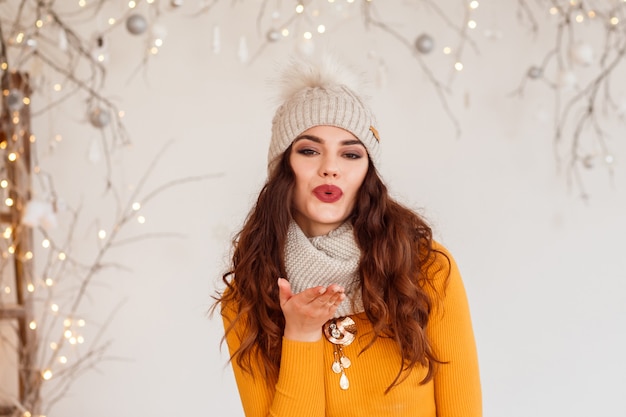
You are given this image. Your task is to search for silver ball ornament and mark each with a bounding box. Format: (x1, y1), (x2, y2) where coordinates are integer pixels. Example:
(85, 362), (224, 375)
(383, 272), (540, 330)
(7, 89), (25, 111)
(89, 107), (110, 129)
(414, 33), (434, 54)
(126, 14), (148, 35)
(527, 66), (542, 79)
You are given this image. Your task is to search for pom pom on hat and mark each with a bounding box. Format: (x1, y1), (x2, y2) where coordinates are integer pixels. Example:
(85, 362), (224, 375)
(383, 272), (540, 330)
(268, 55), (381, 172)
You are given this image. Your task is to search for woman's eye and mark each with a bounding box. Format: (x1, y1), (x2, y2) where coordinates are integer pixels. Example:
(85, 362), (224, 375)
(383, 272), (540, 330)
(297, 148), (318, 156)
(344, 152), (363, 159)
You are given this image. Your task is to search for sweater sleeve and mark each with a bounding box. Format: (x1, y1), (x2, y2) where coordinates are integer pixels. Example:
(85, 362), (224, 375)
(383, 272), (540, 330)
(222, 305), (326, 417)
(426, 243), (482, 417)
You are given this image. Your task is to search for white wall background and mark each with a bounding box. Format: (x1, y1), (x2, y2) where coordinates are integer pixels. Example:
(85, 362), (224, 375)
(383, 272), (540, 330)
(4, 1), (626, 416)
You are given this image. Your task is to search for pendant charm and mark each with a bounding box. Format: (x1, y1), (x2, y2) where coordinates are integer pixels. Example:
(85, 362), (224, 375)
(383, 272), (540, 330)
(324, 317), (357, 390)
(339, 372), (349, 390)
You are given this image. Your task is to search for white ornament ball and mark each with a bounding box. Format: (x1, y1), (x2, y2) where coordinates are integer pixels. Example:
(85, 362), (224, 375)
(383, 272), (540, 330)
(557, 69), (577, 90)
(414, 33), (434, 54)
(266, 29), (281, 43)
(126, 14), (148, 35)
(7, 89), (25, 111)
(89, 107), (110, 128)
(570, 42), (594, 66)
(527, 66), (542, 79)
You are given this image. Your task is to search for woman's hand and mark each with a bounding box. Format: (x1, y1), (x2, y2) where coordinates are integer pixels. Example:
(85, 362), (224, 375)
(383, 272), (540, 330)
(277, 278), (346, 342)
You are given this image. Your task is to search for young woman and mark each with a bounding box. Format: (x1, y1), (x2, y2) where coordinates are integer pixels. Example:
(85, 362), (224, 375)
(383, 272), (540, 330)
(214, 57), (482, 417)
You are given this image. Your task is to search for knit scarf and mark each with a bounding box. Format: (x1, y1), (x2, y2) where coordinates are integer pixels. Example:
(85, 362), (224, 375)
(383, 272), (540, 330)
(284, 220), (364, 318)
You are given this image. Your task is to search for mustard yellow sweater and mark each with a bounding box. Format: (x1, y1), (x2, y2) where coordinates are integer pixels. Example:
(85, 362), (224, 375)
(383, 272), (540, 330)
(223, 245), (482, 417)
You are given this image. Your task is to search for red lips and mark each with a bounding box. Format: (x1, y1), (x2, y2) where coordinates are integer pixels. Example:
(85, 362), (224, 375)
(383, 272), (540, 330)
(313, 185), (343, 203)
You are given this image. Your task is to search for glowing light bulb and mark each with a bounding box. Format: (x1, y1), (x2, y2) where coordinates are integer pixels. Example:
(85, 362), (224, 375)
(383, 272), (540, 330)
(303, 32), (312, 40)
(137, 216), (146, 224)
(467, 20), (477, 29)
(78, 319), (86, 327)
(53, 84), (62, 92)
(295, 4), (304, 13)
(4, 287), (11, 294)
(454, 62), (464, 71)
(575, 14), (584, 23)
(45, 278), (54, 286)
(29, 320), (37, 330)
(282, 28), (289, 37)
(132, 202), (141, 211)
(42, 239), (50, 248)
(98, 229), (107, 239)
(64, 329), (72, 338)
(36, 20), (43, 28)
(24, 251), (33, 260)
(63, 318), (72, 327)
(58, 252), (66, 260)
(128, 1), (137, 8)
(0, 180), (8, 188)
(51, 304), (59, 312)
(50, 342), (58, 350)
(549, 7), (558, 15)
(59, 356), (68, 364)
(317, 25), (326, 34)
(469, 1), (479, 9)
(610, 17), (619, 25)
(5, 198), (14, 207)
(3, 227), (12, 238)
(42, 369), (52, 380)
(27, 283), (35, 292)
(8, 152), (17, 161)
(108, 18), (116, 25)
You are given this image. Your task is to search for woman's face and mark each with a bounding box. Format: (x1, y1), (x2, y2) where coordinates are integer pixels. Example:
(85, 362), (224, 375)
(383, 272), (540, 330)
(289, 125), (369, 237)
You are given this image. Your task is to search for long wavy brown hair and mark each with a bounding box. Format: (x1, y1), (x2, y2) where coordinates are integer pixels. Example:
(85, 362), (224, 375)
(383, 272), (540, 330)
(213, 145), (448, 392)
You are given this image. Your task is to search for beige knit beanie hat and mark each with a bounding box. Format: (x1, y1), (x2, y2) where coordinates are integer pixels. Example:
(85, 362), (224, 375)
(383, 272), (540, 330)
(268, 55), (381, 172)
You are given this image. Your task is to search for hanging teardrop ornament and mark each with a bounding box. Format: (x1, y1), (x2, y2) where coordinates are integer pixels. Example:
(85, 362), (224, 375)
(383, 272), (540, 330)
(332, 360), (342, 374)
(339, 372), (350, 390)
(340, 355), (351, 368)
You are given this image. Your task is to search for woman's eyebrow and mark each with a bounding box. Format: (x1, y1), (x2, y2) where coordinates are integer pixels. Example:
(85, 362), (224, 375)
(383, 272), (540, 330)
(294, 135), (364, 147)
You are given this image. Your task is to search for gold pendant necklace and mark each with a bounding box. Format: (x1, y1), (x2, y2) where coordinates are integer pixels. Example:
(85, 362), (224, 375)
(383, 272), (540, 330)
(323, 316), (357, 390)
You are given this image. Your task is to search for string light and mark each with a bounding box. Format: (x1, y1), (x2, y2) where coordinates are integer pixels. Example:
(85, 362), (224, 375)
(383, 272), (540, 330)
(454, 62), (464, 71)
(36, 19), (44, 28)
(468, 20), (477, 29)
(78, 0), (86, 7)
(98, 229), (107, 239)
(108, 18), (116, 25)
(5, 198), (14, 207)
(8, 152), (17, 161)
(59, 356), (68, 364)
(50, 342), (58, 350)
(282, 28), (289, 37)
(549, 7), (558, 15)
(303, 31), (313, 40)
(53, 84), (62, 92)
(29, 321), (37, 330)
(132, 202), (141, 211)
(137, 215), (146, 224)
(575, 14), (584, 23)
(51, 304), (59, 313)
(58, 252), (66, 260)
(610, 17), (619, 25)
(63, 318), (72, 327)
(45, 278), (54, 286)
(295, 4), (304, 13)
(42, 239), (50, 248)
(317, 25), (326, 34)
(42, 369), (52, 380)
(27, 283), (35, 292)
(588, 10), (596, 18)
(469, 1), (479, 9)
(0, 180), (8, 188)
(128, 1), (137, 8)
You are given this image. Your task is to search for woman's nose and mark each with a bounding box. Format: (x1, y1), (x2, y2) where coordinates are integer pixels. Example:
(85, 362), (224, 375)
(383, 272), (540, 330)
(319, 157), (339, 177)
